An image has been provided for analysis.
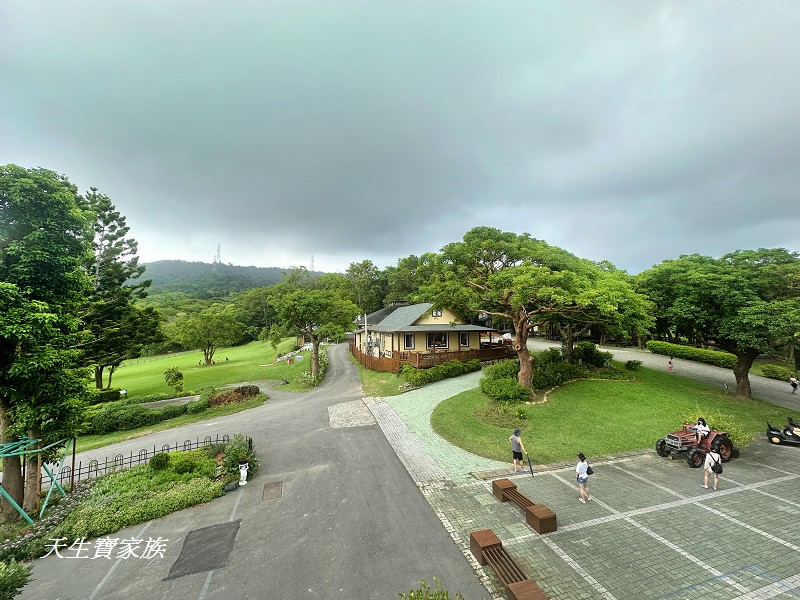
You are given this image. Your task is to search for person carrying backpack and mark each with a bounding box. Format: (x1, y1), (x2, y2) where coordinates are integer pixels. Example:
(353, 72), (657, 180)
(702, 448), (722, 490)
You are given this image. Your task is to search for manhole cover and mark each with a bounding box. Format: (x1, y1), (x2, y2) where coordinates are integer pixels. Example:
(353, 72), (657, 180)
(263, 481), (283, 500)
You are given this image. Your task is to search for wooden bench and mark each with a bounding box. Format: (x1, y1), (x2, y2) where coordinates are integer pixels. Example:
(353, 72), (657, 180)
(492, 478), (557, 534)
(470, 529), (548, 600)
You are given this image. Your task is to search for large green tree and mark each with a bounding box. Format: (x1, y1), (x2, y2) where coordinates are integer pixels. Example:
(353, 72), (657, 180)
(173, 304), (244, 365)
(345, 260), (387, 314)
(269, 269), (359, 379)
(638, 249), (800, 398)
(80, 187), (162, 388)
(0, 165), (93, 521)
(421, 227), (652, 389)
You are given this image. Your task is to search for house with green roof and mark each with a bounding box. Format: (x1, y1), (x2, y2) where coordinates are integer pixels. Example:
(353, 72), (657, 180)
(350, 302), (512, 373)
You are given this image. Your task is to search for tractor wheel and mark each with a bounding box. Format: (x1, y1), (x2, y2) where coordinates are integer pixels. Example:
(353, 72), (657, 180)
(712, 437), (734, 462)
(655, 439), (671, 457)
(687, 448), (705, 468)
(769, 436), (782, 445)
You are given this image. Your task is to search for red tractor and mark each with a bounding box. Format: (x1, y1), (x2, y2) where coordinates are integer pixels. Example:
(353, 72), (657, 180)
(655, 422), (735, 467)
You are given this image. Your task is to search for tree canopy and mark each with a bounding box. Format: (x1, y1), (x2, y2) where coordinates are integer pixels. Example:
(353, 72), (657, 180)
(421, 227), (652, 388)
(268, 269), (359, 380)
(637, 249), (800, 397)
(0, 164), (93, 520)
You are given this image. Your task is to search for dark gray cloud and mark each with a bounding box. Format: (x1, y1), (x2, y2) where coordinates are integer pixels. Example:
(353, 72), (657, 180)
(2, 1), (798, 274)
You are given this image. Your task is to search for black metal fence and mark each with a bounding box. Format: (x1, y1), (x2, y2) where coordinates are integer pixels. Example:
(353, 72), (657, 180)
(41, 434), (233, 489)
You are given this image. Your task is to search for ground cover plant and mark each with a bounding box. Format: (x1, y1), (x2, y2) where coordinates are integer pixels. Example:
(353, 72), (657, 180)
(431, 364), (785, 464)
(0, 435), (257, 566)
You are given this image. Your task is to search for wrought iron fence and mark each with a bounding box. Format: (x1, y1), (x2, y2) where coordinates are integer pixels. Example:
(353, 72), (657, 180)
(41, 434), (233, 489)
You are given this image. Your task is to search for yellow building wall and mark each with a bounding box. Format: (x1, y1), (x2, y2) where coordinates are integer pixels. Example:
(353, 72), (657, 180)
(415, 307), (462, 325)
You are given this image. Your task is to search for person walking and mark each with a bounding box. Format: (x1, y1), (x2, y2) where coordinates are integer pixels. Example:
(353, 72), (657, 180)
(509, 428), (526, 473)
(702, 447), (721, 490)
(668, 358), (674, 373)
(789, 374), (798, 394)
(576, 453), (591, 503)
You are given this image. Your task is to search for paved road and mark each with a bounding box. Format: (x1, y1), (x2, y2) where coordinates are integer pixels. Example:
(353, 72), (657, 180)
(21, 344), (490, 600)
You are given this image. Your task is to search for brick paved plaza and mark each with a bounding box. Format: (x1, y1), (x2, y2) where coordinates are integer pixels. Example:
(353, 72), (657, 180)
(368, 374), (800, 600)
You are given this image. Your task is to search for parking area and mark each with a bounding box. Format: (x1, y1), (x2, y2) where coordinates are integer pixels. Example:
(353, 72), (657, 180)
(421, 440), (800, 599)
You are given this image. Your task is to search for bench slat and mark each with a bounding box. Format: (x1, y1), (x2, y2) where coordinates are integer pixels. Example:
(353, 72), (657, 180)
(484, 546), (527, 584)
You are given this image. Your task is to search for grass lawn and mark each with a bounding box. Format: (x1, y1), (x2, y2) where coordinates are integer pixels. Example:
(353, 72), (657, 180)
(349, 354), (408, 397)
(111, 338), (313, 399)
(431, 365), (787, 464)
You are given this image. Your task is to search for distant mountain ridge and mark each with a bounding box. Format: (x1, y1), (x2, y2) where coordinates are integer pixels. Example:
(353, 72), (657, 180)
(142, 260), (291, 298)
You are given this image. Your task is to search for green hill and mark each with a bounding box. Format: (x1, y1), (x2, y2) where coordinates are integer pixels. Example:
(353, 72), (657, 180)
(142, 260), (289, 298)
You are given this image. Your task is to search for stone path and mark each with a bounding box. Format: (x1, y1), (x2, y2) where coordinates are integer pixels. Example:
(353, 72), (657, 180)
(361, 344), (800, 599)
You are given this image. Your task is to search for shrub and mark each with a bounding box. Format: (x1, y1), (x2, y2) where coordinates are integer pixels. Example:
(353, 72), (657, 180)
(646, 341), (737, 369)
(480, 377), (532, 404)
(87, 388), (121, 405)
(236, 385), (260, 397)
(531, 362), (579, 390)
(222, 434), (259, 479)
(164, 366), (184, 395)
(0, 559), (32, 600)
(625, 360), (643, 371)
(760, 365), (794, 381)
(186, 398), (210, 414)
(208, 390), (242, 407)
(532, 348), (563, 367)
(160, 404), (188, 420)
(149, 453), (170, 471)
(401, 360), (481, 387)
(482, 359), (520, 381)
(573, 341), (612, 367)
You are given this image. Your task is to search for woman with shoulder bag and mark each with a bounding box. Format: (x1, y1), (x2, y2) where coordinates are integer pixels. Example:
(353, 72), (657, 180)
(702, 448), (721, 490)
(576, 453), (592, 503)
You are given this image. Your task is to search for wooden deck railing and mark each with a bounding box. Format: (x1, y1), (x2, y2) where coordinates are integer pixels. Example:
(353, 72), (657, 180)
(349, 341), (513, 373)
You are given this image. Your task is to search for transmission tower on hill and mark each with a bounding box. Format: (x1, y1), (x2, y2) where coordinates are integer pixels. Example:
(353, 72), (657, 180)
(310, 254), (315, 274)
(212, 243), (221, 271)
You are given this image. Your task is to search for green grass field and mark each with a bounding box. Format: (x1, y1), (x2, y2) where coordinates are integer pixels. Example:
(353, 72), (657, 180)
(431, 365), (787, 464)
(110, 338), (313, 398)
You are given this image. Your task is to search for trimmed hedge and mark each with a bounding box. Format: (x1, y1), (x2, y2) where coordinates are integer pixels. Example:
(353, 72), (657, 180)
(479, 377), (532, 404)
(83, 401), (196, 435)
(400, 359), (481, 387)
(760, 365), (794, 381)
(87, 388), (121, 405)
(646, 341), (737, 369)
(573, 341), (612, 368)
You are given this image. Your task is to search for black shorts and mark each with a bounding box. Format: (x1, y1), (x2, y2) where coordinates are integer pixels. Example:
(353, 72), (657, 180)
(513, 451), (523, 460)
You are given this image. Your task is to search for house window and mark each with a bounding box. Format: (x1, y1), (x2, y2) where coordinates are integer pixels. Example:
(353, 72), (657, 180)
(428, 332), (448, 349)
(431, 309), (442, 318)
(404, 333), (414, 349)
(460, 332), (469, 347)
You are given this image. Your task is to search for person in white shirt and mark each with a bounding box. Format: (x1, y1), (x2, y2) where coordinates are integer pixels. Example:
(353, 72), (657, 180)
(694, 418), (710, 444)
(702, 449), (721, 490)
(576, 453), (591, 504)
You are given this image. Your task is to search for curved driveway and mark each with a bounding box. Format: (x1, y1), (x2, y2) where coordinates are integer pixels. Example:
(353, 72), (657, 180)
(21, 343), (492, 600)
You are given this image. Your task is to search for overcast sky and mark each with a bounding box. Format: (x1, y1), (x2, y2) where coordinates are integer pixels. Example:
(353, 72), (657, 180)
(2, 2), (798, 275)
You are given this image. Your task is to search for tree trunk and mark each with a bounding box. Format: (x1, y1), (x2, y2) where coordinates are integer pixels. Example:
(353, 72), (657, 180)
(106, 364), (117, 388)
(512, 312), (534, 389)
(0, 399), (24, 524)
(22, 429), (41, 515)
(560, 324), (574, 364)
(311, 337), (320, 379)
(731, 349), (760, 399)
(204, 345), (215, 365)
(94, 365), (104, 389)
